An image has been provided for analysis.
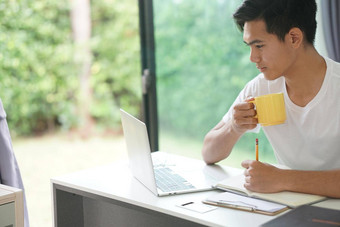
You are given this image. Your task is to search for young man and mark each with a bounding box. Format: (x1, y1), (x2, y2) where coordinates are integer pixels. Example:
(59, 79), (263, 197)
(202, 0), (340, 198)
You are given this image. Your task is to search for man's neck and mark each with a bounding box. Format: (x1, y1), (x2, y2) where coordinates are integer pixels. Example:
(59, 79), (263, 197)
(284, 47), (326, 107)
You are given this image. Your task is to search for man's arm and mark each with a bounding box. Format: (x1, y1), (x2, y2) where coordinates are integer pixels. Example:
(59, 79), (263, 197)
(242, 160), (340, 198)
(201, 120), (242, 164)
(202, 99), (257, 164)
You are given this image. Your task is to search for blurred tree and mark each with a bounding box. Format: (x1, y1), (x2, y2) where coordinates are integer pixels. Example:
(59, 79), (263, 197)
(0, 0), (77, 136)
(90, 0), (142, 126)
(155, 0), (254, 139)
(71, 0), (94, 136)
(0, 0), (141, 136)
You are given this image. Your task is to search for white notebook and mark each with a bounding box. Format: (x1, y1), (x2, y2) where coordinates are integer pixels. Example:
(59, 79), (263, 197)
(203, 191), (288, 215)
(214, 175), (326, 208)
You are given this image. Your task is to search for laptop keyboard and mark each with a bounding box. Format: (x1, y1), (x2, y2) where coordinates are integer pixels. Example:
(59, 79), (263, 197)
(154, 167), (195, 192)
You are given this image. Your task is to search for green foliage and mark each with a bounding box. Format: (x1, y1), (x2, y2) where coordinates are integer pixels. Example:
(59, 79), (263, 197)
(154, 0), (272, 153)
(91, 0), (141, 126)
(0, 0), (77, 136)
(0, 0), (141, 136)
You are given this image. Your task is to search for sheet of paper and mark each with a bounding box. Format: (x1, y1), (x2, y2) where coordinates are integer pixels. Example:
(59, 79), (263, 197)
(176, 201), (217, 213)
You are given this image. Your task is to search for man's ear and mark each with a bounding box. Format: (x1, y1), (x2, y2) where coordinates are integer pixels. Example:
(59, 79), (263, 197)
(287, 27), (303, 48)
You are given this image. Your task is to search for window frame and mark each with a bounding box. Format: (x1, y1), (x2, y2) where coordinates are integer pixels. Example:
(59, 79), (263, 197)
(138, 0), (158, 152)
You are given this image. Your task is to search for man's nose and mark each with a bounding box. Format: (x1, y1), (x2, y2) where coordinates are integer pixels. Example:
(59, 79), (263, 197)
(250, 49), (260, 63)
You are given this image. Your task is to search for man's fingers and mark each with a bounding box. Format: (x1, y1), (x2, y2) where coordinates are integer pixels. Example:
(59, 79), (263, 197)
(241, 160), (252, 168)
(233, 116), (257, 125)
(244, 182), (251, 189)
(231, 100), (258, 134)
(245, 97), (255, 102)
(233, 102), (254, 111)
(233, 109), (257, 119)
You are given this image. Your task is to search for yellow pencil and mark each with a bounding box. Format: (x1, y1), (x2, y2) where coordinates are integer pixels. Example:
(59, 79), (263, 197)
(256, 138), (259, 161)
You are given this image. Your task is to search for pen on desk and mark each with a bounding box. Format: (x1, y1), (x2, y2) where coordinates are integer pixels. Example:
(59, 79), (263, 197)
(181, 202), (194, 206)
(216, 201), (254, 211)
(256, 138), (259, 161)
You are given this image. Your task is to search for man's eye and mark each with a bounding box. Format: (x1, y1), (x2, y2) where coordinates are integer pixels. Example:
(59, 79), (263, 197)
(256, 45), (264, 49)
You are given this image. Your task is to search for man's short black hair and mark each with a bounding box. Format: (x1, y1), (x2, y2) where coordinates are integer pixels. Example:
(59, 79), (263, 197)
(233, 0), (317, 44)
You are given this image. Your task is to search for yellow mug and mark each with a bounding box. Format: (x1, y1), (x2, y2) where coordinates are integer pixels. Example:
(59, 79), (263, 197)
(249, 93), (286, 126)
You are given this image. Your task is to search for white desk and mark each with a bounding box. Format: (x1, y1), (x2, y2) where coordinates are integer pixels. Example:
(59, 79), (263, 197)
(51, 161), (340, 227)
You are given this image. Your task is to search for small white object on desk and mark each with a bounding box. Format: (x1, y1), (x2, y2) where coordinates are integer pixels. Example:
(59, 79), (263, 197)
(177, 201), (217, 213)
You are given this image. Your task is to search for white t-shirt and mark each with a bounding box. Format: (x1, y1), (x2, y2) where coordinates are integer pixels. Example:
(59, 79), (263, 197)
(223, 57), (340, 171)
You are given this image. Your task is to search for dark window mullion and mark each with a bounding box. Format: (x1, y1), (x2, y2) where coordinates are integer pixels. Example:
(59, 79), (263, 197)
(138, 0), (158, 152)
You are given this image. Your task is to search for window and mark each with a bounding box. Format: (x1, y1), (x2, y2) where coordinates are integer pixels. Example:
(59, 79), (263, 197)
(139, 0), (278, 167)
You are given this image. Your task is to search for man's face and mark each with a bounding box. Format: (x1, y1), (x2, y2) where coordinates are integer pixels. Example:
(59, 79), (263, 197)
(243, 20), (294, 80)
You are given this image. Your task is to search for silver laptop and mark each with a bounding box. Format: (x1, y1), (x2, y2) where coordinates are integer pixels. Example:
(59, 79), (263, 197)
(120, 109), (226, 196)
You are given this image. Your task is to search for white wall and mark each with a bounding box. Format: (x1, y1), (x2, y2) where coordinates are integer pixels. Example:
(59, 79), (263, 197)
(315, 0), (329, 57)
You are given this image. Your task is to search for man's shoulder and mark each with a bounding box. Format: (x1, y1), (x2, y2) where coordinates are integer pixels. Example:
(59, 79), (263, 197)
(325, 57), (340, 78)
